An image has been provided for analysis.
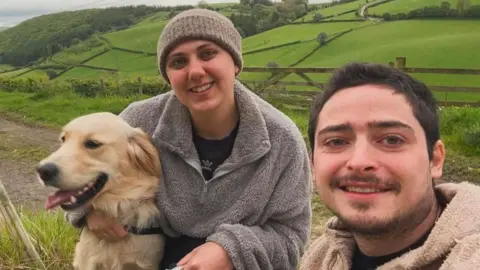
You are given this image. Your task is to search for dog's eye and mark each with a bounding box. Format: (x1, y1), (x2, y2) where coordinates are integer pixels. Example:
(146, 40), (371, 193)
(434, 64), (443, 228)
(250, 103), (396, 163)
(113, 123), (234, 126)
(84, 140), (102, 149)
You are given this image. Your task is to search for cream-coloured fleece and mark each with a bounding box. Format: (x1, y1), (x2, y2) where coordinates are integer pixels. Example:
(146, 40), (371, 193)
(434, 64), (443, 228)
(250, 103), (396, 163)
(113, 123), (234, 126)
(300, 181), (480, 270)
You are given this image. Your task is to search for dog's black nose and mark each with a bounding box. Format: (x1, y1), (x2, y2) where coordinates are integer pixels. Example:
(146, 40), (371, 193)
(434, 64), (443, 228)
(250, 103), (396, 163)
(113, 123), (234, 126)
(37, 163), (59, 183)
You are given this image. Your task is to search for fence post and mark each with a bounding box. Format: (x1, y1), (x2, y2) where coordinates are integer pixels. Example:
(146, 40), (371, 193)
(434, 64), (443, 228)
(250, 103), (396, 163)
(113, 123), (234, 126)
(0, 179), (46, 269)
(100, 79), (105, 92)
(395, 57), (406, 68)
(138, 77), (143, 95)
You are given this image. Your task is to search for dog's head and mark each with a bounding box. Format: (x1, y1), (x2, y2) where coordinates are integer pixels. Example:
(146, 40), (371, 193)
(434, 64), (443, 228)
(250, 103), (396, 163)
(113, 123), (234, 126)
(36, 112), (161, 211)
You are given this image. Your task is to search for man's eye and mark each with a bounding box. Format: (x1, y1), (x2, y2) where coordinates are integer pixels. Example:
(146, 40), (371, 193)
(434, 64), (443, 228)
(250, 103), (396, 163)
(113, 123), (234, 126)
(381, 136), (404, 146)
(84, 140), (102, 149)
(325, 138), (348, 147)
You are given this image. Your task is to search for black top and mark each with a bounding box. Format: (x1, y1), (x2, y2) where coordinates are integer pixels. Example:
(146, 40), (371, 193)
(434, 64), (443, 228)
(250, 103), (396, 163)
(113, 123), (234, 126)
(351, 226), (434, 270)
(192, 122), (239, 181)
(160, 121), (239, 270)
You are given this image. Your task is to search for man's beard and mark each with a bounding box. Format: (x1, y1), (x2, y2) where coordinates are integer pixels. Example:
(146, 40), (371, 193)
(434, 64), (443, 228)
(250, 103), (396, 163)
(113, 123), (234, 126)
(328, 173), (436, 238)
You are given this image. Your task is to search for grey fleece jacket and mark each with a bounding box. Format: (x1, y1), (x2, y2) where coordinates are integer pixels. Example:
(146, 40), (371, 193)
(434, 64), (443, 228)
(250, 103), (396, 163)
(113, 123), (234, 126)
(66, 80), (313, 270)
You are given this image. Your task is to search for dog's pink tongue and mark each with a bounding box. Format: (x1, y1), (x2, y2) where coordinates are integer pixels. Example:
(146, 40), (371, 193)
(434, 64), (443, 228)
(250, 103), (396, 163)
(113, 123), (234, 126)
(45, 190), (77, 210)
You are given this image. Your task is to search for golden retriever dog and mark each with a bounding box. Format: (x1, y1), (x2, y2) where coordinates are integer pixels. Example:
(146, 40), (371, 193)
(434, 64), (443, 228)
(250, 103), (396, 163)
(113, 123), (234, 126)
(36, 112), (173, 270)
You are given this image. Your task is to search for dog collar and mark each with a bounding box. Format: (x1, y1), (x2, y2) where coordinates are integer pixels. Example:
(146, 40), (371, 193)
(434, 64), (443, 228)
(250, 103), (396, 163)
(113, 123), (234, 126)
(125, 225), (165, 235)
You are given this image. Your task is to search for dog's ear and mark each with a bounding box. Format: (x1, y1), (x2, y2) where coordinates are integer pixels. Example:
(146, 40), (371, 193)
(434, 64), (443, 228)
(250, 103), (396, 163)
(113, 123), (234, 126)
(127, 128), (162, 177)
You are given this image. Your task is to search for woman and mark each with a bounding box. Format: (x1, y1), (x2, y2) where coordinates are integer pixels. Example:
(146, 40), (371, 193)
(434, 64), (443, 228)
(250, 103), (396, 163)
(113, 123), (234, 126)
(66, 8), (312, 270)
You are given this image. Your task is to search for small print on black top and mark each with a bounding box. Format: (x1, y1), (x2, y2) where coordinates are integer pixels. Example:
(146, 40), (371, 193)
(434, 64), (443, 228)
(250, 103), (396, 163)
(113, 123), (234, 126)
(192, 121), (239, 181)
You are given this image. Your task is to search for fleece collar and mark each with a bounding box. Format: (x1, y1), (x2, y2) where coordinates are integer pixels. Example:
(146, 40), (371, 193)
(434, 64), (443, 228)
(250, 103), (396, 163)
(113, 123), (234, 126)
(151, 80), (271, 167)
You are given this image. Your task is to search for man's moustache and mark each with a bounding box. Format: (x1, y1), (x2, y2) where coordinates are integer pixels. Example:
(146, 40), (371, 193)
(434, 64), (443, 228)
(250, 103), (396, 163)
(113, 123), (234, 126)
(330, 173), (401, 192)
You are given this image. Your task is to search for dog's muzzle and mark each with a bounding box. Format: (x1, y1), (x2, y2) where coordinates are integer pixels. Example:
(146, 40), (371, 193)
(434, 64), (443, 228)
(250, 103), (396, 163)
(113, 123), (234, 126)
(36, 162), (109, 210)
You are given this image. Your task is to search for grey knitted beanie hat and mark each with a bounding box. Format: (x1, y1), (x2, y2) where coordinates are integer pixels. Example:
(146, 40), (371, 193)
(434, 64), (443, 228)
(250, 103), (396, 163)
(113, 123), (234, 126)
(157, 8), (243, 84)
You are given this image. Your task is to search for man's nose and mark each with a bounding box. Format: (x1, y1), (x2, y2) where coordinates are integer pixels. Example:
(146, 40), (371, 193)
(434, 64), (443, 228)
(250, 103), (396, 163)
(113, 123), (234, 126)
(346, 140), (377, 173)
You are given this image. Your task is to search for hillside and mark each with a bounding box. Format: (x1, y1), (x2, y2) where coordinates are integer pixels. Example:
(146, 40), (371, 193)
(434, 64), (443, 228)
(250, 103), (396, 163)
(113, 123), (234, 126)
(293, 20), (480, 86)
(0, 27), (8, 31)
(103, 13), (169, 54)
(296, 0), (364, 21)
(0, 5), (187, 67)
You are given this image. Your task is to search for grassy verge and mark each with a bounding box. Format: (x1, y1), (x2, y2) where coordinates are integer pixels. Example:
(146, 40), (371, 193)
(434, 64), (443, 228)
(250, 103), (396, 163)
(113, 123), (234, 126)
(0, 208), (78, 270)
(0, 91), (149, 129)
(0, 89), (479, 268)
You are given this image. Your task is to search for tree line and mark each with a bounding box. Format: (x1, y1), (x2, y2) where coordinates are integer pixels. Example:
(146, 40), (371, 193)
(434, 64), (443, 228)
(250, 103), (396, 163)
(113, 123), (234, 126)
(228, 0), (310, 37)
(374, 0), (480, 20)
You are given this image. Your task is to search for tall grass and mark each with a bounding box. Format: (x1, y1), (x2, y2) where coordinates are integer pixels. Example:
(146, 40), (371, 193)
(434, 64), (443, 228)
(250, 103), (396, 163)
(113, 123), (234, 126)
(0, 208), (78, 269)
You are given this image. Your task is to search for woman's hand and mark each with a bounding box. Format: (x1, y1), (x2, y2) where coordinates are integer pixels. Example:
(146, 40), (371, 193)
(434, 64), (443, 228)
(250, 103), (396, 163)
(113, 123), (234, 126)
(86, 210), (128, 241)
(177, 242), (233, 270)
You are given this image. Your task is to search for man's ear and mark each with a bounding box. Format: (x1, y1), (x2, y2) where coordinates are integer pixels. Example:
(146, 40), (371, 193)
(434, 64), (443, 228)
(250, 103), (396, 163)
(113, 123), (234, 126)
(127, 128), (162, 177)
(430, 140), (446, 179)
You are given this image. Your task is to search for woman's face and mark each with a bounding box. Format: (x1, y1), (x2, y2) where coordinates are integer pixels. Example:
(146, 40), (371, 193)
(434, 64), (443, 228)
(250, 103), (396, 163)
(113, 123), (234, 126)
(165, 40), (239, 114)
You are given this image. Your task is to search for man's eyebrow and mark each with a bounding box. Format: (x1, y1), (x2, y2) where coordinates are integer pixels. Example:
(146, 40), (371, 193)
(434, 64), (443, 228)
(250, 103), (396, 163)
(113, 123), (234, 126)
(316, 120), (413, 137)
(316, 123), (353, 137)
(367, 120), (413, 130)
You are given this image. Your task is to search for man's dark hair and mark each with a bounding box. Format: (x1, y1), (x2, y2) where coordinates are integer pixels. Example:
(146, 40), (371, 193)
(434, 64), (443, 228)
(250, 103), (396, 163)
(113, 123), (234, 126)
(308, 62), (439, 160)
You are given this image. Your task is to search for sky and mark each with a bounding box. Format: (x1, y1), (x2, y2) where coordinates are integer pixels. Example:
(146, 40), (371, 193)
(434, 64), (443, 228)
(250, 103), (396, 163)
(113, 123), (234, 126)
(0, 0), (330, 27)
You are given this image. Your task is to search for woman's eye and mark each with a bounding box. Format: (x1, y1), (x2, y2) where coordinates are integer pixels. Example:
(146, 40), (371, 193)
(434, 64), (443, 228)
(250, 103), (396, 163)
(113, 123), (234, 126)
(169, 58), (186, 68)
(200, 49), (217, 60)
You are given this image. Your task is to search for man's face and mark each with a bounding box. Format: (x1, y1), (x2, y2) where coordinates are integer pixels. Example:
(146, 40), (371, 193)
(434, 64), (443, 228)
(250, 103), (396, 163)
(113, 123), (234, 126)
(312, 84), (445, 235)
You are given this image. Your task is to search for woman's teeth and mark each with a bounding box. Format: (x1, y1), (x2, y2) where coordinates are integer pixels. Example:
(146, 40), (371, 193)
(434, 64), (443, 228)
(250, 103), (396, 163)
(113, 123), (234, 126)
(191, 83), (213, 93)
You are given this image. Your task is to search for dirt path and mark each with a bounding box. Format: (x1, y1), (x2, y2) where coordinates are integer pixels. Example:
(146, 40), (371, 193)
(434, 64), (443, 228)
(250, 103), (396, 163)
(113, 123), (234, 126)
(0, 117), (60, 210)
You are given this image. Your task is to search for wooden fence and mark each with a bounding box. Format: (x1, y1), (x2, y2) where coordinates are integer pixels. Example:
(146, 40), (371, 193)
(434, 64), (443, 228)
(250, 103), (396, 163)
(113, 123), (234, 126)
(238, 57), (480, 110)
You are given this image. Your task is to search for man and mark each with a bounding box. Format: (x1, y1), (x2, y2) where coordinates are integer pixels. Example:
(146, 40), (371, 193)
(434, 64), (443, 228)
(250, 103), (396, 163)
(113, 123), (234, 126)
(300, 62), (480, 270)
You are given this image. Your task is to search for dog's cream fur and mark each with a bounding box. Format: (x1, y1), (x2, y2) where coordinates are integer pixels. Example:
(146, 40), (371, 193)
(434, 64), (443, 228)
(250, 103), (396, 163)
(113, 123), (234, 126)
(38, 112), (174, 270)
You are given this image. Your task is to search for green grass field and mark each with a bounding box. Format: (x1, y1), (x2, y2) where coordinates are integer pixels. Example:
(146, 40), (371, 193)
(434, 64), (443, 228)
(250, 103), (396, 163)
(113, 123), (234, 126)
(50, 35), (109, 65)
(332, 11), (360, 20)
(242, 21), (368, 52)
(54, 67), (117, 81)
(369, 0), (480, 15)
(244, 40), (318, 67)
(16, 69), (51, 80)
(51, 45), (109, 65)
(0, 90), (145, 127)
(0, 64), (12, 72)
(86, 50), (157, 76)
(295, 20), (480, 87)
(103, 15), (167, 53)
(56, 50), (158, 81)
(0, 68), (32, 78)
(298, 0), (363, 22)
(240, 40), (319, 81)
